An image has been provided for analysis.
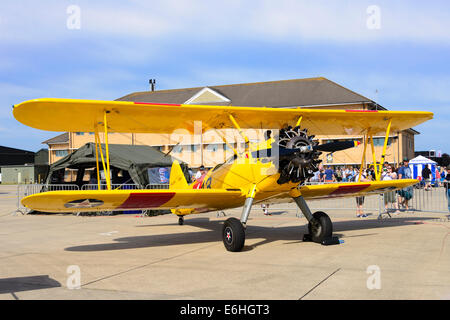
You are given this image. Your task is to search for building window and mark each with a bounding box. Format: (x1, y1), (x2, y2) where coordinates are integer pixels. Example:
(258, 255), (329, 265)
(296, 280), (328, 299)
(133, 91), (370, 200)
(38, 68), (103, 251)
(171, 145), (183, 153)
(75, 132), (84, 136)
(372, 137), (392, 147)
(206, 144), (221, 152)
(224, 143), (235, 151)
(191, 145), (199, 152)
(55, 150), (68, 157)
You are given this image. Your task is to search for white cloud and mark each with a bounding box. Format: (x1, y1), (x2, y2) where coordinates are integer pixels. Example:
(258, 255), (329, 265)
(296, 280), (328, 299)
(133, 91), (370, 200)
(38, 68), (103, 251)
(1, 1), (450, 45)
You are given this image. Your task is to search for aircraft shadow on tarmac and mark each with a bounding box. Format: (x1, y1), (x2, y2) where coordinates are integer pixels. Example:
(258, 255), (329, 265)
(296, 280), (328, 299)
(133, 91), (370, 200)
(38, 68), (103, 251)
(65, 216), (438, 252)
(0, 275), (61, 295)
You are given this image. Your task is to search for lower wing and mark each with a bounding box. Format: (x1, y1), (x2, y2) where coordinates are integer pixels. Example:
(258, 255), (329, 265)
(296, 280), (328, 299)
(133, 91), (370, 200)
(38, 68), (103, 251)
(300, 179), (417, 200)
(22, 180), (417, 213)
(254, 179), (418, 205)
(22, 189), (244, 213)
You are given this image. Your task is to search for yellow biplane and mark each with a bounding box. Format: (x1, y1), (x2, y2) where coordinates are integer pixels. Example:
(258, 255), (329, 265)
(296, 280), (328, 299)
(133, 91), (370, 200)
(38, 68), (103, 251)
(13, 98), (433, 251)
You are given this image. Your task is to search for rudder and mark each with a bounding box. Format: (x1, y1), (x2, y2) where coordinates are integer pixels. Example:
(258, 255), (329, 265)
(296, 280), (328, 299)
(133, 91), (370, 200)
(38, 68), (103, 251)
(169, 160), (189, 189)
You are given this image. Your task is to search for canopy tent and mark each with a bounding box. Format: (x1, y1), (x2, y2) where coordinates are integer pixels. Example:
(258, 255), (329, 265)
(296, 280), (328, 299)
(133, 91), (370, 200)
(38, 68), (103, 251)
(408, 155), (438, 181)
(46, 143), (190, 188)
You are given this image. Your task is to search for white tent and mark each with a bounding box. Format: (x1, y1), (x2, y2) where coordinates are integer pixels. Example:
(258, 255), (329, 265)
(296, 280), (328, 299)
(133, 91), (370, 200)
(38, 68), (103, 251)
(409, 155), (437, 180)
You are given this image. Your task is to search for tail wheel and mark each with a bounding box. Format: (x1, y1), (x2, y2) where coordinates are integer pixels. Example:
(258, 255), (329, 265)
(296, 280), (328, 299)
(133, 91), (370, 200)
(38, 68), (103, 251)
(307, 211), (333, 243)
(222, 217), (245, 252)
(178, 216), (184, 225)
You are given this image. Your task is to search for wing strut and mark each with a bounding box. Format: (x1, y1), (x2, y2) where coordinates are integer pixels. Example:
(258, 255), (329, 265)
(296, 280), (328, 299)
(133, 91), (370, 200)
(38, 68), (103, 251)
(379, 118), (392, 179)
(358, 133), (368, 182)
(369, 118), (393, 181)
(94, 125), (101, 190)
(103, 111), (112, 190)
(228, 114), (250, 152)
(369, 133), (379, 181)
(93, 112), (112, 190)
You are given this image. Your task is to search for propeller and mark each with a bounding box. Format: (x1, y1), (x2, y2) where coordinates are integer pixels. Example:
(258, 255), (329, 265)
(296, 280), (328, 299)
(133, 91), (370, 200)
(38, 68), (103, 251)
(252, 140), (361, 158)
(250, 125), (362, 185)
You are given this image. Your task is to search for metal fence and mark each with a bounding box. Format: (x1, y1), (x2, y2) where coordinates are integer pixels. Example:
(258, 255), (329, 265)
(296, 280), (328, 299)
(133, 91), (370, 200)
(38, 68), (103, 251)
(384, 183), (450, 214)
(81, 183), (140, 190)
(16, 184), (79, 214)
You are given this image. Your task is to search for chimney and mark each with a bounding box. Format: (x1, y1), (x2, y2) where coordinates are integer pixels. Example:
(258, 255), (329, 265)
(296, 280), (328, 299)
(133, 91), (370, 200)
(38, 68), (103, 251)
(149, 79), (156, 92)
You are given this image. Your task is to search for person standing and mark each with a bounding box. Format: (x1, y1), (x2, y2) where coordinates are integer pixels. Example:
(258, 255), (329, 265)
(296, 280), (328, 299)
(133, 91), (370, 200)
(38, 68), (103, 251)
(356, 170), (370, 218)
(381, 165), (400, 214)
(319, 169), (325, 183)
(435, 166), (441, 187)
(422, 164), (432, 191)
(324, 166), (335, 183)
(445, 166), (450, 212)
(342, 167), (349, 182)
(440, 167), (447, 184)
(397, 158), (413, 211)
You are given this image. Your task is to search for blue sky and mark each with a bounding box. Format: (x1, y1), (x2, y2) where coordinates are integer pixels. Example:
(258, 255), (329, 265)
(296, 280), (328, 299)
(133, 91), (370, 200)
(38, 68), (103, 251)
(1, 0), (449, 153)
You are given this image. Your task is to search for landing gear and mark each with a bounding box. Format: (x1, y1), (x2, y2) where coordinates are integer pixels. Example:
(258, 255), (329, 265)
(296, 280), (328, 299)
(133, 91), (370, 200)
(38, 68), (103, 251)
(178, 216), (184, 225)
(307, 211), (333, 243)
(222, 218), (245, 252)
(222, 185), (256, 252)
(293, 194), (340, 245)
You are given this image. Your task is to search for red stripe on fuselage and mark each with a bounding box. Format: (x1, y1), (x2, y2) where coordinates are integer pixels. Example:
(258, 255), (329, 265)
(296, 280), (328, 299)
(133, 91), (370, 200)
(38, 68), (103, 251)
(134, 102), (181, 106)
(329, 184), (371, 196)
(117, 192), (176, 209)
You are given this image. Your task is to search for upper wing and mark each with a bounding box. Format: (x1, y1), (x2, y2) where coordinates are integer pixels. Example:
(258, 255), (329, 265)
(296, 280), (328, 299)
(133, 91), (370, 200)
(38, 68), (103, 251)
(13, 98), (433, 135)
(21, 188), (244, 213)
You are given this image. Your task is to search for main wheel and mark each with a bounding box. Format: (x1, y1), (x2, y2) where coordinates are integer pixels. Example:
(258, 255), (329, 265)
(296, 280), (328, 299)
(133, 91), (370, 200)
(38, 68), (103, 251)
(307, 211), (333, 243)
(222, 217), (245, 252)
(178, 216), (184, 225)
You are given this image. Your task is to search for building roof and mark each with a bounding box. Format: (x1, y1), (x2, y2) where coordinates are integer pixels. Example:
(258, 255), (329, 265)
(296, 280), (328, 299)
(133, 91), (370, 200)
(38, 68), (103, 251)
(0, 145), (35, 166)
(117, 77), (381, 109)
(0, 145), (34, 154)
(42, 132), (69, 145)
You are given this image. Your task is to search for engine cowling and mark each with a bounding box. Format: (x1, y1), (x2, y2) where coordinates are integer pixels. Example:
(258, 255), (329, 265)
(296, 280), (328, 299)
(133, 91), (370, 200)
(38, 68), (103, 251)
(276, 126), (322, 184)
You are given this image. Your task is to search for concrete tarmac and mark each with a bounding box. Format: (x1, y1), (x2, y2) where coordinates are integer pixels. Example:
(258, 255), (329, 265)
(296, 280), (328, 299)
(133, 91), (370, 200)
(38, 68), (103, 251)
(0, 185), (449, 300)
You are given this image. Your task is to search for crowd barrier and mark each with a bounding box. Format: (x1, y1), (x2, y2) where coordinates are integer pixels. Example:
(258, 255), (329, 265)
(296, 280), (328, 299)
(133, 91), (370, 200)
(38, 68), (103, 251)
(15, 182), (449, 216)
(384, 183), (449, 214)
(16, 184), (79, 214)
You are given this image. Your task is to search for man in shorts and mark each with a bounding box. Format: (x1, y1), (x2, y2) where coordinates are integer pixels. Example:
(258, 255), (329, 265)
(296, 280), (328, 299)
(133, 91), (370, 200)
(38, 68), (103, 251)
(397, 158), (413, 211)
(381, 165), (399, 214)
(422, 164), (432, 191)
(356, 170), (371, 217)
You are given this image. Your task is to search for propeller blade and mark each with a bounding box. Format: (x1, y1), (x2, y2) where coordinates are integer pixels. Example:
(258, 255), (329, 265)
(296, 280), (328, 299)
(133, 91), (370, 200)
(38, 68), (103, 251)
(251, 140), (360, 158)
(314, 140), (361, 152)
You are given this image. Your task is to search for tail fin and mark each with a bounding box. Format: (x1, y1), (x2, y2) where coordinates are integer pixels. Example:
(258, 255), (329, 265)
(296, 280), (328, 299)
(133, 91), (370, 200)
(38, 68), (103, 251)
(169, 160), (189, 189)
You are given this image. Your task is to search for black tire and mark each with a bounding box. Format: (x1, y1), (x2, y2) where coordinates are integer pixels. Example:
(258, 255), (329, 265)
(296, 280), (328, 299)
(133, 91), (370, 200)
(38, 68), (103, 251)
(307, 211), (332, 243)
(222, 217), (245, 252)
(178, 217), (184, 225)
